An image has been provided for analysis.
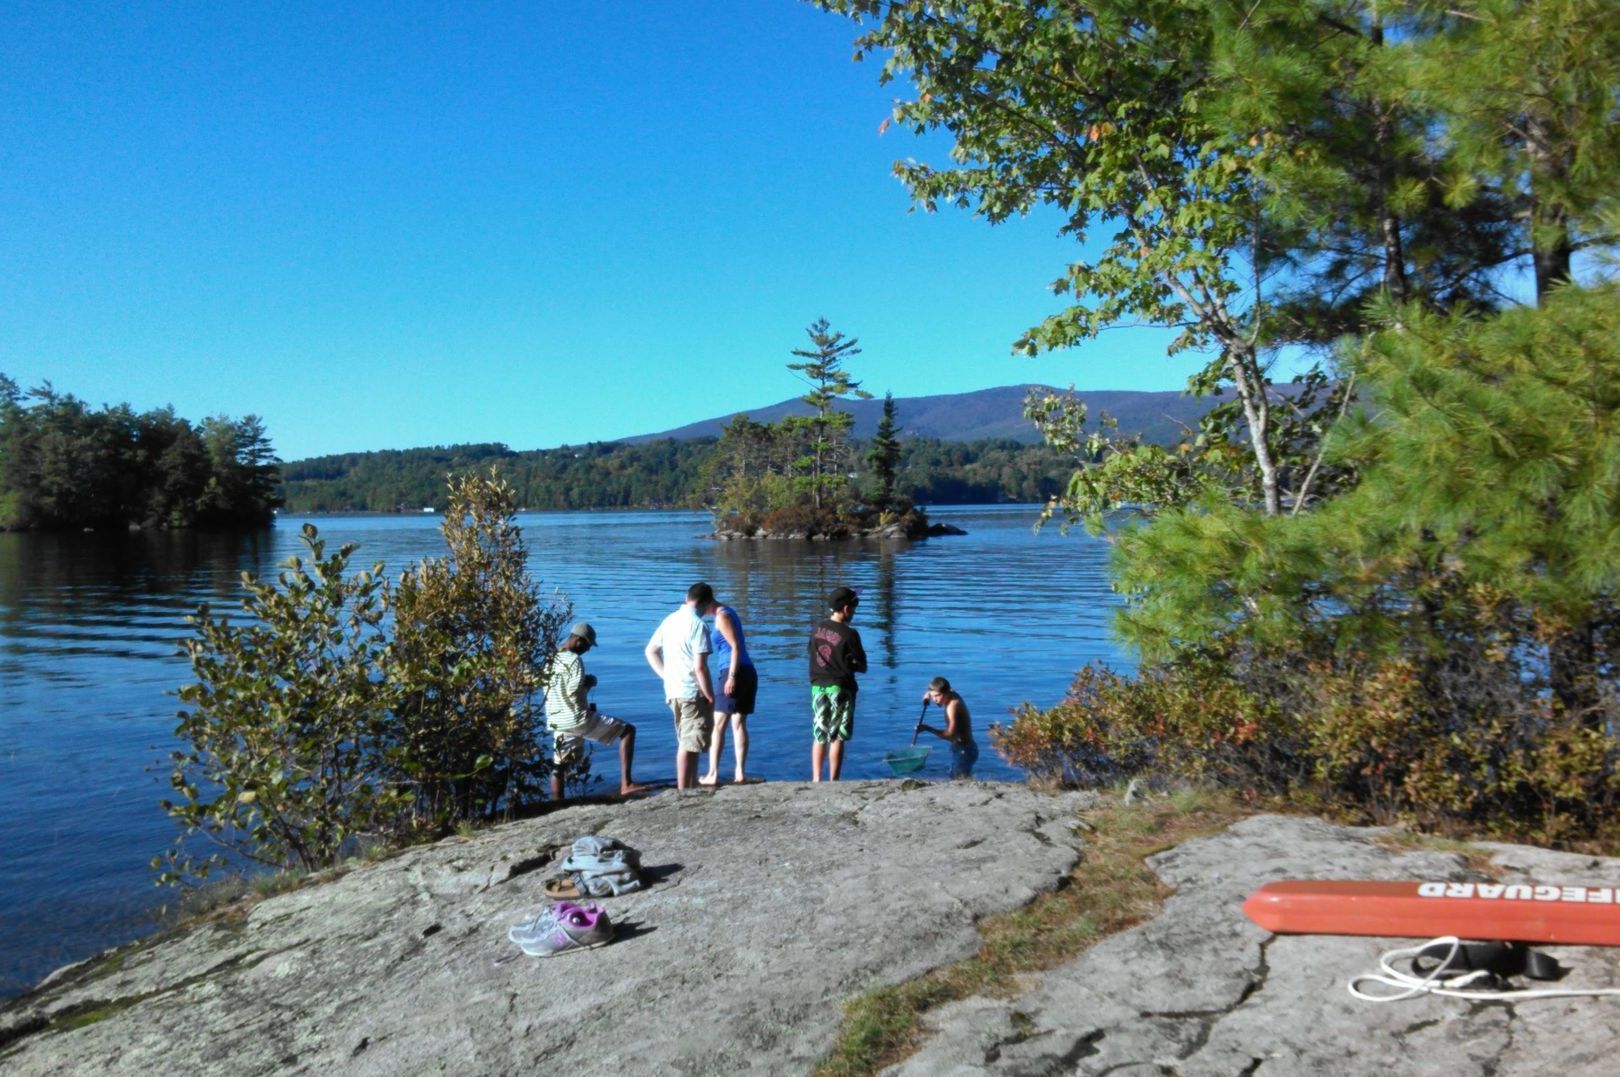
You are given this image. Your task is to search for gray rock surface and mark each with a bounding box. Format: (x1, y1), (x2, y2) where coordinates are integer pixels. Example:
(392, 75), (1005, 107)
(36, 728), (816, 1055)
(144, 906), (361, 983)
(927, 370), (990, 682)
(889, 813), (1620, 1077)
(0, 780), (1088, 1076)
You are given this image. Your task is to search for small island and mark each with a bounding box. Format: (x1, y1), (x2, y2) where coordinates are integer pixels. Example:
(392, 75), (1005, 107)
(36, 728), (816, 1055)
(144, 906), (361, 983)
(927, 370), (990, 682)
(711, 505), (966, 541)
(705, 320), (968, 541)
(0, 376), (281, 533)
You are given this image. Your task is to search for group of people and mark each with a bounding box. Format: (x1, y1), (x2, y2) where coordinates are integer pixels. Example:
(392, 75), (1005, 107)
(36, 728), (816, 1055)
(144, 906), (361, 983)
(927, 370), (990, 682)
(542, 582), (978, 800)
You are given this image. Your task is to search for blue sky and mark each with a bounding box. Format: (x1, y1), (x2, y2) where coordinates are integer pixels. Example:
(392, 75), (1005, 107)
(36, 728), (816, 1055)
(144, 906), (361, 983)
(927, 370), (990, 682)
(3, 2), (1204, 461)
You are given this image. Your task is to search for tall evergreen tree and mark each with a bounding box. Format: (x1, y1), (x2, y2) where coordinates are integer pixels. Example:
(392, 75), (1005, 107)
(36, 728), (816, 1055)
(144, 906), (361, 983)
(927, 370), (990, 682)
(867, 392), (903, 510)
(783, 318), (871, 509)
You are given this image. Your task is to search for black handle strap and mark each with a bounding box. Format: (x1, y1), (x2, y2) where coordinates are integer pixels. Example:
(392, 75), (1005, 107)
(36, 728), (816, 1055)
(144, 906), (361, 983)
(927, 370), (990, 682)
(1414, 940), (1569, 982)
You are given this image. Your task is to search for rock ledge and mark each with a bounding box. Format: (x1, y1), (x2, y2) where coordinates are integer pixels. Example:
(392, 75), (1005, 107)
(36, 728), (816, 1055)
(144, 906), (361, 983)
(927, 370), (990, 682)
(0, 781), (1086, 1076)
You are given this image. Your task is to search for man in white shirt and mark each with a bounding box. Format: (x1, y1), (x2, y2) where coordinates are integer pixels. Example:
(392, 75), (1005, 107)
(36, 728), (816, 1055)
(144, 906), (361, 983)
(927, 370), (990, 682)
(644, 582), (716, 789)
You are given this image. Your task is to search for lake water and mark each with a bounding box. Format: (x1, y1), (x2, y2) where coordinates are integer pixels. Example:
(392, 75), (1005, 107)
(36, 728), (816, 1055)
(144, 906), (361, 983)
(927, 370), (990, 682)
(0, 504), (1126, 999)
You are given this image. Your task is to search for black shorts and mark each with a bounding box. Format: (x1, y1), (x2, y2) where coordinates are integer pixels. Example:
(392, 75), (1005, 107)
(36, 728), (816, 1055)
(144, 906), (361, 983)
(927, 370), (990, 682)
(714, 664), (758, 715)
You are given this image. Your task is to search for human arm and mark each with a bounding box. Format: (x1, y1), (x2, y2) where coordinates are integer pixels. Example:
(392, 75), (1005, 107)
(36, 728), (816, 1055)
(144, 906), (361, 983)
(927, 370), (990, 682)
(848, 629), (868, 675)
(644, 632), (665, 681)
(696, 651), (713, 703)
(917, 693), (961, 741)
(714, 607), (742, 692)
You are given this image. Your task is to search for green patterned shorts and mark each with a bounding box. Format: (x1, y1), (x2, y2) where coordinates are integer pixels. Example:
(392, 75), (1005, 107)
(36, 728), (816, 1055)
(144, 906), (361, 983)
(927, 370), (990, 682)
(811, 684), (855, 744)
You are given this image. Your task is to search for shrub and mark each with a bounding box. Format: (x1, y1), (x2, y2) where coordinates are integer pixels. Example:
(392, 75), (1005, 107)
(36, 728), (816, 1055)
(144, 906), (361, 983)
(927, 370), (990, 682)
(160, 524), (406, 883)
(996, 628), (1620, 846)
(992, 657), (1298, 794)
(162, 473), (572, 886)
(758, 502), (855, 538)
(713, 472), (798, 524)
(1304, 650), (1620, 842)
(387, 472), (571, 826)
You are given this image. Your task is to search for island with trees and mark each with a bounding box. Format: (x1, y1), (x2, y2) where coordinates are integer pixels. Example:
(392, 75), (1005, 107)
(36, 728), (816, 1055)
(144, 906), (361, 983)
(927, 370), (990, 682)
(0, 375), (282, 532)
(706, 318), (960, 539)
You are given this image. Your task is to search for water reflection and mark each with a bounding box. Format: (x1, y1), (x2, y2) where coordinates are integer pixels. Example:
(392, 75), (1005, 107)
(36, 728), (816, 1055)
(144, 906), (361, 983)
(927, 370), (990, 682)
(869, 542), (902, 670)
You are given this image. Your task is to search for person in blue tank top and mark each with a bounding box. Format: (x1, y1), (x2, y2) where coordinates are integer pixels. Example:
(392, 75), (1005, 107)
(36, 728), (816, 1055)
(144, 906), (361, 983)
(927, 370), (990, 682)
(699, 595), (758, 785)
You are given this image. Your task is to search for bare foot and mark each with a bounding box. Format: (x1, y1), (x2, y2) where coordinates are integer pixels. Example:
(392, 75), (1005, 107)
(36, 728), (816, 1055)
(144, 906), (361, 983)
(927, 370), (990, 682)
(619, 782), (653, 796)
(734, 773), (747, 784)
(697, 773), (718, 787)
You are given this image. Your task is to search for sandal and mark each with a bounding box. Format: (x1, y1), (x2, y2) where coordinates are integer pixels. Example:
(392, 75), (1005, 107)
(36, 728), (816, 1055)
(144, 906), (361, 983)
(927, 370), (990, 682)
(544, 873), (582, 900)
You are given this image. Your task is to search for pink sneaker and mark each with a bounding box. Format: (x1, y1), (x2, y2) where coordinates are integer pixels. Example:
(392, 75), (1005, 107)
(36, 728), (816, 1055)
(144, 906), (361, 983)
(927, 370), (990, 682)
(507, 901), (583, 945)
(511, 903), (614, 957)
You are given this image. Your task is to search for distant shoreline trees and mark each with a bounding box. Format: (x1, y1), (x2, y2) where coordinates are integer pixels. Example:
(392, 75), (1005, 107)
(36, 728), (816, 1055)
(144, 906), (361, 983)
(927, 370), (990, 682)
(277, 435), (1075, 515)
(0, 375), (282, 531)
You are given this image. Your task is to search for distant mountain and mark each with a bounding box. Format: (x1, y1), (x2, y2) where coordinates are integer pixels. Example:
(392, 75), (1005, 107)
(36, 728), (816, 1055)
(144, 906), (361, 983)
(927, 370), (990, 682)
(625, 385), (1211, 446)
(276, 385), (1233, 513)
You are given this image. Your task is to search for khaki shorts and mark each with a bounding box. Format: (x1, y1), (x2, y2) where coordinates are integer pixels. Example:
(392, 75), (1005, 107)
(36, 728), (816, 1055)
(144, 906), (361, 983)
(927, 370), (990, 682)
(668, 697), (714, 753)
(553, 710), (630, 766)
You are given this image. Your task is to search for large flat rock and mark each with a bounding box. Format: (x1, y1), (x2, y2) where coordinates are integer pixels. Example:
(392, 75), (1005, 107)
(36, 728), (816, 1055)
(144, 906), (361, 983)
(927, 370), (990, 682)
(890, 814), (1620, 1076)
(0, 781), (1089, 1075)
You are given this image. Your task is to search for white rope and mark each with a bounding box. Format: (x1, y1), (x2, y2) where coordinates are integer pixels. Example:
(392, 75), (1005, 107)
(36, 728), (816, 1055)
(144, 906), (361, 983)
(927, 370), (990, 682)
(1349, 936), (1620, 1003)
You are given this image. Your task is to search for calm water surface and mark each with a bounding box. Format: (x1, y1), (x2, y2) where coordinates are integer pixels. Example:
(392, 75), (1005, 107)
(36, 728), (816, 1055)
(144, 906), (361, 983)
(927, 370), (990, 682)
(0, 505), (1126, 998)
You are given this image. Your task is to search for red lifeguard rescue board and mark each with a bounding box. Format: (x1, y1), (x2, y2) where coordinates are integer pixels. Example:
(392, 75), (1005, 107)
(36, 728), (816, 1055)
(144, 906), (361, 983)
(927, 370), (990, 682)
(1243, 880), (1620, 946)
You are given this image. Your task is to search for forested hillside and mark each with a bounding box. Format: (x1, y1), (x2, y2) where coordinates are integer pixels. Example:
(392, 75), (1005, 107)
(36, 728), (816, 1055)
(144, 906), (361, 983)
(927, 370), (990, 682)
(277, 435), (1076, 512)
(279, 440), (712, 512)
(276, 383), (1209, 512)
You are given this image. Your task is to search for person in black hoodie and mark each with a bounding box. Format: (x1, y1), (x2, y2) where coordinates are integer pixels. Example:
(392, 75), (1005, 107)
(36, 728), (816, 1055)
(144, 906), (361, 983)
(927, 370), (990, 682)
(808, 586), (867, 782)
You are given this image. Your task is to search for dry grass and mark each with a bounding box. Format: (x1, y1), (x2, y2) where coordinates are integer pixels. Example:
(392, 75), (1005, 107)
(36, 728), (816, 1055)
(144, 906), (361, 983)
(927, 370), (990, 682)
(814, 788), (1247, 1077)
(1370, 829), (1505, 878)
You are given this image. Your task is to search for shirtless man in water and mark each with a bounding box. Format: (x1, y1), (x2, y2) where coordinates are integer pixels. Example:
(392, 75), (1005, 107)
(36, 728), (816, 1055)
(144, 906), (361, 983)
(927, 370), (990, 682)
(918, 676), (979, 779)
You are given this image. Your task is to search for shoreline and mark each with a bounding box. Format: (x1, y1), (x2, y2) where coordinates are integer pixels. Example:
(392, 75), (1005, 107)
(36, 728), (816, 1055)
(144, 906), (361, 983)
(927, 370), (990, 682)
(0, 780), (1083, 1071)
(13, 784), (1619, 1075)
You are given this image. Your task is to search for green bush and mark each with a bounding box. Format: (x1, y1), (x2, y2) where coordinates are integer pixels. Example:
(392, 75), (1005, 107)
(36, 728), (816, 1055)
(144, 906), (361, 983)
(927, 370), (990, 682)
(992, 658), (1300, 794)
(160, 524), (405, 882)
(388, 472), (570, 826)
(712, 471), (798, 524)
(161, 473), (571, 886)
(996, 623), (1620, 846)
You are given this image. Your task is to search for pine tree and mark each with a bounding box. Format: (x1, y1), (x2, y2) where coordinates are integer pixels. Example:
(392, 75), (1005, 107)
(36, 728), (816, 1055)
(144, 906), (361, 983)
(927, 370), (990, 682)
(784, 318), (871, 510)
(867, 392), (902, 511)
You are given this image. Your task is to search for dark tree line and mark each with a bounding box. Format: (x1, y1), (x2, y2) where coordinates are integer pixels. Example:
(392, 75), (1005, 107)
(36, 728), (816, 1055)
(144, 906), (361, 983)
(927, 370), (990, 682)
(898, 437), (1072, 505)
(0, 375), (281, 531)
(280, 440), (715, 513)
(278, 435), (1076, 514)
